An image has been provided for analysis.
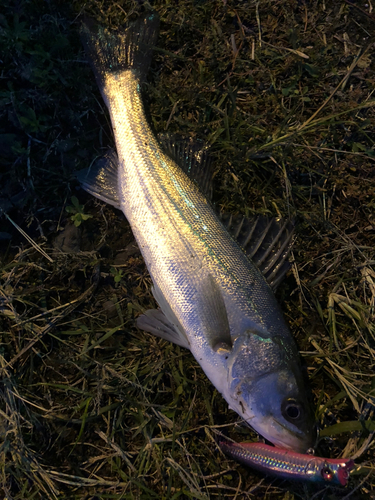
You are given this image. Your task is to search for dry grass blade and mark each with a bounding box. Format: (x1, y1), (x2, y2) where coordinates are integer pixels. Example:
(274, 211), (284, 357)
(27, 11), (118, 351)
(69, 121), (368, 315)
(299, 42), (375, 129)
(0, 357), (60, 498)
(2, 212), (53, 263)
(166, 456), (210, 500)
(6, 264), (100, 368)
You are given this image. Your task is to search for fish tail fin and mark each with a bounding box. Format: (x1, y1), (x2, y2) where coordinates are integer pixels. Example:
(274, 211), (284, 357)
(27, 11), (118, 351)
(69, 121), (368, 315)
(81, 11), (159, 85)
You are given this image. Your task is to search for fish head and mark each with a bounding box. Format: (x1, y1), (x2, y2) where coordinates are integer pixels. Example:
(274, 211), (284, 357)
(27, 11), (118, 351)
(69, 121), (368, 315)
(224, 329), (315, 453)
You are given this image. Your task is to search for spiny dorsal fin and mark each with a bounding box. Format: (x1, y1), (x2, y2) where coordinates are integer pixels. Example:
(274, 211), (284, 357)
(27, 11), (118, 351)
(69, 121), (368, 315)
(220, 213), (294, 290)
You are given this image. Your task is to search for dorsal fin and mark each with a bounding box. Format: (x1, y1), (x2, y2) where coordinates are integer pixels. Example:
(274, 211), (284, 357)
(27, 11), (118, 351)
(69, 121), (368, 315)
(77, 137), (215, 207)
(220, 213), (294, 290)
(158, 135), (214, 201)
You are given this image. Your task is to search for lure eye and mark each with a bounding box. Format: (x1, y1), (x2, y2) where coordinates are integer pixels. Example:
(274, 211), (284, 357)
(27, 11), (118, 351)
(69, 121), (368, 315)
(321, 465), (333, 481)
(281, 398), (303, 422)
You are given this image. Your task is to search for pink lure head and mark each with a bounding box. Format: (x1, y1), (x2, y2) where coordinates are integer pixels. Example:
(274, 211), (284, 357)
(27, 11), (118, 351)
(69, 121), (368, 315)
(328, 459), (355, 486)
(317, 456), (356, 486)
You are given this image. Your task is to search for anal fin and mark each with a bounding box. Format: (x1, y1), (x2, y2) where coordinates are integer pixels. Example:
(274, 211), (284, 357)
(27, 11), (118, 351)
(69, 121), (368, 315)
(77, 149), (121, 209)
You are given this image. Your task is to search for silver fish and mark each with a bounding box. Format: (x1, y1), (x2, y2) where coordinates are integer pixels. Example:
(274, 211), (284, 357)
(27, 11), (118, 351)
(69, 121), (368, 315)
(79, 12), (315, 452)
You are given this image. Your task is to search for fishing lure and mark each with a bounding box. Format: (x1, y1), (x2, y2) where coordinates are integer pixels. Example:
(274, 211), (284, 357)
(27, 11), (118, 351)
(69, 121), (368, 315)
(219, 441), (355, 486)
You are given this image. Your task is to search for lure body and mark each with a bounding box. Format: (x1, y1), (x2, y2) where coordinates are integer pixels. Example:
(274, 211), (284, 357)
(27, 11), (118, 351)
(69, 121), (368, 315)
(220, 441), (355, 485)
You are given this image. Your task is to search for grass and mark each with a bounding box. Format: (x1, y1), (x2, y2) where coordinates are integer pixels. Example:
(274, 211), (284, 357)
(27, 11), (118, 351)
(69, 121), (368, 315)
(0, 0), (374, 498)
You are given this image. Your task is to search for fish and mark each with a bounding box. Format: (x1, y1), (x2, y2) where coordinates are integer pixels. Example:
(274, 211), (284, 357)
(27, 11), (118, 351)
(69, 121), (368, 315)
(219, 441), (355, 486)
(79, 10), (315, 452)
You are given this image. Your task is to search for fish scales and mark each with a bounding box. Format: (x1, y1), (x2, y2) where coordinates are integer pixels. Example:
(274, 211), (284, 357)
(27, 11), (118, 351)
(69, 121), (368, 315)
(80, 12), (315, 452)
(105, 70), (287, 347)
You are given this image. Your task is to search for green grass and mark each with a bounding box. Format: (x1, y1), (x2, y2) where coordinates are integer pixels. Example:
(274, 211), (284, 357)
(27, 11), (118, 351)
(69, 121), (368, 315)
(1, 0), (375, 498)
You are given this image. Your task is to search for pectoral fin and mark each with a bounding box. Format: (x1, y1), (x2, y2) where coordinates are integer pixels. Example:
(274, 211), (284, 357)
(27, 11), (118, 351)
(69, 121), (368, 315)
(137, 275), (232, 353)
(201, 274), (232, 352)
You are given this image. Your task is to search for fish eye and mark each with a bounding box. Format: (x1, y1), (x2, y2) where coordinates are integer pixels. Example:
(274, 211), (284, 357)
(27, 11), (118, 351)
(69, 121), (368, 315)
(281, 398), (303, 422)
(286, 404), (300, 419)
(321, 465), (333, 481)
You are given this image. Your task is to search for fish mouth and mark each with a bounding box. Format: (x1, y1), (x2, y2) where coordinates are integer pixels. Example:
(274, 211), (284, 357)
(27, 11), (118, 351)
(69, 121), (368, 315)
(249, 415), (314, 453)
(264, 434), (310, 453)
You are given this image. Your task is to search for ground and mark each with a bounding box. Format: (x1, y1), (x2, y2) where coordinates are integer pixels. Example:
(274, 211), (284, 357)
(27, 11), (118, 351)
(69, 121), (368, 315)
(0, 0), (374, 498)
